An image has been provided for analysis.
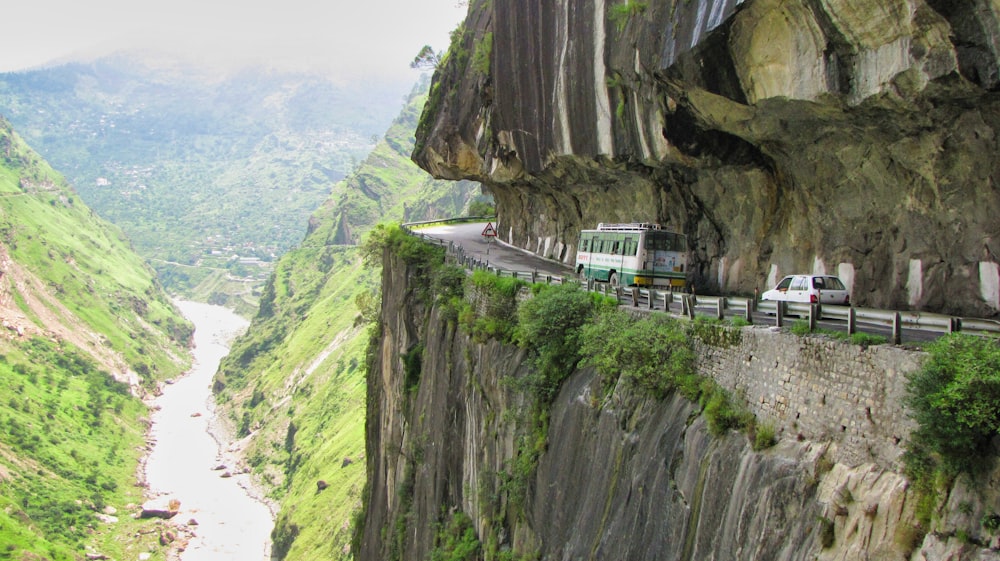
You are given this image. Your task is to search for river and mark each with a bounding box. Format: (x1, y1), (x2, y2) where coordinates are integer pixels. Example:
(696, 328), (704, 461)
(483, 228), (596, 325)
(144, 300), (274, 560)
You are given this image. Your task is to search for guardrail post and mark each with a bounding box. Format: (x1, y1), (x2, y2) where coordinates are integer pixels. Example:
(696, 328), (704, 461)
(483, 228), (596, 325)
(716, 298), (725, 320)
(546, 275), (552, 285)
(685, 294), (696, 320)
(744, 300), (753, 324)
(847, 307), (856, 334)
(808, 304), (818, 331)
(892, 312), (902, 344)
(615, 286), (624, 304)
(949, 317), (962, 333)
(531, 271), (537, 283)
(630, 288), (639, 307)
(680, 294), (688, 316)
(775, 302), (784, 327)
(648, 289), (656, 310)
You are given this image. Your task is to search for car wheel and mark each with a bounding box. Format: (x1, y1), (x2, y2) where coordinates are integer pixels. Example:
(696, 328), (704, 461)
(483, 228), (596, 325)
(609, 272), (619, 287)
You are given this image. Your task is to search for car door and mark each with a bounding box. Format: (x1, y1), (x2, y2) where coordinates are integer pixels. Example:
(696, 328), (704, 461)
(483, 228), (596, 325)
(788, 276), (809, 302)
(814, 276), (848, 304)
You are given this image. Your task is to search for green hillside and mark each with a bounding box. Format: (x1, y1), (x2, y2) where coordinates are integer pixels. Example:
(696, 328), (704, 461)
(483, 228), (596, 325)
(213, 79), (484, 561)
(0, 118), (191, 559)
(0, 54), (414, 309)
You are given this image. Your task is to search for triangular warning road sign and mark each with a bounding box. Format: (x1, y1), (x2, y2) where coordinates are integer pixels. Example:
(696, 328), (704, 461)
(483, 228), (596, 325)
(481, 222), (497, 237)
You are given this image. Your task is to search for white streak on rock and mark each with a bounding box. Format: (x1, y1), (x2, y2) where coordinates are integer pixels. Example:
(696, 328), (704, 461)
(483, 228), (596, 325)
(979, 261), (1000, 311)
(553, 0), (573, 155)
(594, 0), (614, 155)
(907, 259), (923, 306)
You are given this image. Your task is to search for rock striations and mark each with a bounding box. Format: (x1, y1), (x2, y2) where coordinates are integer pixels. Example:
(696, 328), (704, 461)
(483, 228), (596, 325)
(413, 0), (1000, 318)
(357, 248), (1000, 561)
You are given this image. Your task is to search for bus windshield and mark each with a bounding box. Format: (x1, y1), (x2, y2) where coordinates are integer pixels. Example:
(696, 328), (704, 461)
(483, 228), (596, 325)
(645, 232), (687, 252)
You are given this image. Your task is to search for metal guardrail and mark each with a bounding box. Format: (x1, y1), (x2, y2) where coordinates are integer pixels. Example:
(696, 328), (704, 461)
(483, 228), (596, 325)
(402, 223), (1000, 343)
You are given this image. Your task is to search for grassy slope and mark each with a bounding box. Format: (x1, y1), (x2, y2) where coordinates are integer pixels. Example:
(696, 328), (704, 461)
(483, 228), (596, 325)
(214, 79), (481, 561)
(0, 119), (192, 559)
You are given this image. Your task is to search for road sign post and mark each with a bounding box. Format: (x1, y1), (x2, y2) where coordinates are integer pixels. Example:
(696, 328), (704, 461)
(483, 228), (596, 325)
(481, 222), (497, 262)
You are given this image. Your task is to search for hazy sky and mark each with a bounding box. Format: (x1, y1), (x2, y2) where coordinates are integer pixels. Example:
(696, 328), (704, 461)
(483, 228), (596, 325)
(0, 0), (467, 79)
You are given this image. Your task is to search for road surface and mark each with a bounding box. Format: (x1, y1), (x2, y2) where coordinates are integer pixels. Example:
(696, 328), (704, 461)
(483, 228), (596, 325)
(414, 221), (970, 344)
(416, 222), (573, 278)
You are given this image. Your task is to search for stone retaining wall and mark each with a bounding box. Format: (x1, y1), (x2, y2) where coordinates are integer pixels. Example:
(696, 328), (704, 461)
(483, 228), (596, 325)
(695, 326), (924, 468)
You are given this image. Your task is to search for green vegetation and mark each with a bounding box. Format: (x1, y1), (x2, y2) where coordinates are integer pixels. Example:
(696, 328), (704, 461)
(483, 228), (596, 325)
(753, 421), (777, 451)
(0, 120), (192, 382)
(516, 284), (615, 402)
(608, 1), (648, 33)
(0, 118), (191, 560)
(471, 32), (494, 75)
(415, 22), (471, 156)
(903, 334), (1000, 520)
(581, 310), (697, 398)
(213, 79), (479, 561)
(429, 512), (481, 561)
(578, 308), (760, 440)
(818, 516), (836, 548)
(360, 234), (783, 557)
(0, 55), (413, 301)
(789, 320), (888, 347)
(0, 339), (153, 560)
(849, 331), (888, 346)
(467, 199), (496, 217)
(689, 316), (743, 348)
(906, 333), (1000, 475)
(729, 315), (752, 328)
(458, 270), (526, 343)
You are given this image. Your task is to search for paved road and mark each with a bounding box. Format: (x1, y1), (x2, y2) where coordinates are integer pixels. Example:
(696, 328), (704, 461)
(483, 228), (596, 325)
(416, 222), (573, 278)
(415, 221), (968, 345)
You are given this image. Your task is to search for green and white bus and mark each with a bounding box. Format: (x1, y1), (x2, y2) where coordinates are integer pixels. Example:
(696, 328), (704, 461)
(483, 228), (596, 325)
(575, 223), (687, 289)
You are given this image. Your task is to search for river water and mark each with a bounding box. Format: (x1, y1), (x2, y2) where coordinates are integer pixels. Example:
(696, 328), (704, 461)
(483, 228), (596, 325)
(144, 300), (274, 560)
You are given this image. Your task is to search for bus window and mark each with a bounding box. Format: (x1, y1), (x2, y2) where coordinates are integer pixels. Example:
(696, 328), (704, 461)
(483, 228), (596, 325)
(580, 237), (590, 252)
(611, 240), (621, 255)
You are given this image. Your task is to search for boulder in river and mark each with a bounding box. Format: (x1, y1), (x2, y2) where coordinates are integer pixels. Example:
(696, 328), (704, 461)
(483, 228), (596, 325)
(137, 497), (179, 519)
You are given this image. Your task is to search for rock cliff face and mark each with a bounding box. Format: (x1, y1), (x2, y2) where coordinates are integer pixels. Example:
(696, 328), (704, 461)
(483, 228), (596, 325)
(413, 0), (1000, 317)
(357, 249), (1000, 561)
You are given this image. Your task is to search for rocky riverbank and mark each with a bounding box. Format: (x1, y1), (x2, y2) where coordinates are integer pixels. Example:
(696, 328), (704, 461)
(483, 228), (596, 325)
(142, 300), (274, 561)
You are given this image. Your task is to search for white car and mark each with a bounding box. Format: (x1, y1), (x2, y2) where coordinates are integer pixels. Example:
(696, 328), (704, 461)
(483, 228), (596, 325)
(761, 275), (850, 305)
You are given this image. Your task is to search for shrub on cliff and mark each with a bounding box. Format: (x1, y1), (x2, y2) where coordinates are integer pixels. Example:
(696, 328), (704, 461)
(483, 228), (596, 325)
(361, 222), (443, 267)
(362, 222), (463, 308)
(515, 283), (614, 401)
(460, 270), (526, 343)
(580, 310), (697, 398)
(905, 333), (1000, 477)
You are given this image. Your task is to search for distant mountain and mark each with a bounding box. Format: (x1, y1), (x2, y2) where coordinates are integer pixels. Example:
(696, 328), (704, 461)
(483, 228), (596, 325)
(0, 52), (417, 308)
(0, 116), (192, 559)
